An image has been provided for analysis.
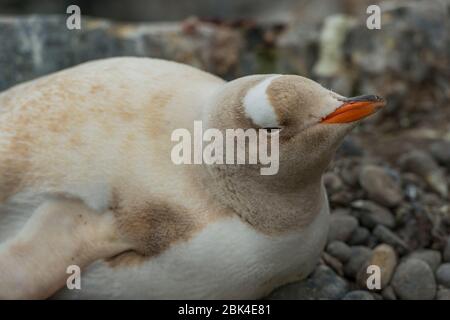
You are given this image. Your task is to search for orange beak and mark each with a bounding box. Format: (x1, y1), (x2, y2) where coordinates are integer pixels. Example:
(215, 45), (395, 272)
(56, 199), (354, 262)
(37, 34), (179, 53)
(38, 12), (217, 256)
(321, 95), (386, 124)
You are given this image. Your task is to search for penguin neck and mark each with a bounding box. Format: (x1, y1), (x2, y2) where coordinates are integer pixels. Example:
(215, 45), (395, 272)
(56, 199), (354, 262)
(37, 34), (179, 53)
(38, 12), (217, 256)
(201, 165), (327, 235)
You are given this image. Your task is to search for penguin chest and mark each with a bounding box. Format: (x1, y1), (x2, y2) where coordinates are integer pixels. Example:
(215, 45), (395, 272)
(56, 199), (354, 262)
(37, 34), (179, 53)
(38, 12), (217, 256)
(60, 207), (329, 299)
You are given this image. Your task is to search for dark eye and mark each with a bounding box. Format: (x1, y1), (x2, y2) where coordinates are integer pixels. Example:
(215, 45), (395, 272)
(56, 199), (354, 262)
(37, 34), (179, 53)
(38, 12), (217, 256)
(263, 127), (282, 133)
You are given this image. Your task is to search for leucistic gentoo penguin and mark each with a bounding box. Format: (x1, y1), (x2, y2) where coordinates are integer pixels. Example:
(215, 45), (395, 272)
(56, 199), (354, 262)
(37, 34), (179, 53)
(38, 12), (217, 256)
(0, 57), (385, 299)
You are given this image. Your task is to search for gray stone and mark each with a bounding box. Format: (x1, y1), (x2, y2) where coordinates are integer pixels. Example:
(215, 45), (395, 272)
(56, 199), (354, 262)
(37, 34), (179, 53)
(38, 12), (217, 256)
(430, 140), (450, 168)
(381, 286), (397, 300)
(327, 215), (358, 243)
(436, 287), (450, 300)
(342, 290), (374, 300)
(348, 227), (370, 246)
(444, 237), (450, 262)
(373, 225), (409, 254)
(0, 15), (242, 91)
(323, 172), (344, 194)
(344, 246), (372, 279)
(326, 241), (352, 263)
(358, 165), (402, 207)
(267, 265), (349, 300)
(436, 264), (450, 288)
(322, 252), (344, 276)
(408, 250), (442, 272)
(351, 200), (396, 229)
(399, 150), (448, 198)
(391, 259), (436, 300)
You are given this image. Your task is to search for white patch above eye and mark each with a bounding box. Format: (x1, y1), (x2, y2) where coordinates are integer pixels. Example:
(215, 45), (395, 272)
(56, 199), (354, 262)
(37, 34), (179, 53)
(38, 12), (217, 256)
(243, 75), (281, 128)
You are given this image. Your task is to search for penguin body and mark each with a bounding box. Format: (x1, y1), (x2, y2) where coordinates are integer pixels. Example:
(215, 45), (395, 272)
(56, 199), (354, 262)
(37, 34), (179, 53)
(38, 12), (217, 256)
(0, 57), (384, 299)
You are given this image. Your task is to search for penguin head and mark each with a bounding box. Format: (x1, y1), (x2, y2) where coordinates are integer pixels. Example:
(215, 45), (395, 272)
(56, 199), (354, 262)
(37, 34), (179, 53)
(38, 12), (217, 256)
(206, 75), (385, 181)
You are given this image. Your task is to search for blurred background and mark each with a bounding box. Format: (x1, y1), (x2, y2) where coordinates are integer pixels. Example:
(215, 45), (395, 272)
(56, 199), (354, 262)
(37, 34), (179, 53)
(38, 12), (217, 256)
(0, 0), (449, 300)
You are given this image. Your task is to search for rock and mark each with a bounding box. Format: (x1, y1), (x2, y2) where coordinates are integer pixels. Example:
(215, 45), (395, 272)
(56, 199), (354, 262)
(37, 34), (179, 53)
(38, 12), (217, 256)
(351, 200), (396, 229)
(0, 15), (242, 91)
(373, 225), (409, 255)
(339, 159), (361, 187)
(267, 265), (349, 300)
(331, 208), (352, 216)
(323, 172), (344, 194)
(330, 191), (354, 205)
(381, 286), (397, 300)
(399, 150), (448, 198)
(436, 264), (450, 288)
(327, 215), (358, 243)
(326, 241), (352, 263)
(358, 165), (402, 207)
(391, 259), (436, 300)
(444, 237), (450, 262)
(345, 1), (449, 130)
(322, 252), (344, 276)
(436, 287), (450, 300)
(348, 227), (370, 246)
(407, 250), (442, 272)
(430, 140), (450, 168)
(342, 290), (374, 300)
(344, 246), (372, 279)
(336, 136), (364, 158)
(357, 244), (397, 290)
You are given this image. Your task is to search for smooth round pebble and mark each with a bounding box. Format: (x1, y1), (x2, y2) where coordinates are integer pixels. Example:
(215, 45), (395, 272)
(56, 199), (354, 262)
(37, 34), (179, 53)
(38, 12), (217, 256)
(267, 265), (349, 300)
(391, 259), (436, 300)
(408, 249), (441, 272)
(348, 226), (370, 245)
(436, 263), (450, 288)
(443, 237), (450, 262)
(359, 165), (402, 207)
(436, 287), (450, 300)
(342, 290), (375, 300)
(344, 246), (372, 279)
(381, 286), (397, 300)
(328, 215), (358, 243)
(327, 241), (352, 263)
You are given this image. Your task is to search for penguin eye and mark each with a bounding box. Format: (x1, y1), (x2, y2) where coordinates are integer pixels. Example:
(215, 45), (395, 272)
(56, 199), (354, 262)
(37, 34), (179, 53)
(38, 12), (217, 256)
(263, 127), (282, 133)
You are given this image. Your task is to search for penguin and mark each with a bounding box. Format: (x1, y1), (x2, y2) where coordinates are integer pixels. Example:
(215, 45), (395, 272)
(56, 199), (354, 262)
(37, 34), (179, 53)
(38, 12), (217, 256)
(0, 57), (385, 299)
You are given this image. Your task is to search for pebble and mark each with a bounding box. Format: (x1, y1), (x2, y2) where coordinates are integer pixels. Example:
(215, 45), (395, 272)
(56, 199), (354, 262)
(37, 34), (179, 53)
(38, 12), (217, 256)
(267, 265), (349, 300)
(323, 172), (344, 194)
(342, 290), (374, 300)
(373, 225), (409, 255)
(351, 200), (395, 229)
(327, 215), (358, 243)
(322, 252), (344, 276)
(348, 226), (370, 246)
(407, 249), (442, 272)
(435, 263), (450, 288)
(399, 150), (448, 198)
(358, 165), (403, 207)
(337, 137), (364, 158)
(344, 246), (372, 279)
(381, 286), (397, 300)
(436, 287), (450, 300)
(430, 140), (450, 167)
(326, 241), (352, 263)
(391, 259), (436, 300)
(357, 244), (397, 290)
(444, 237), (450, 262)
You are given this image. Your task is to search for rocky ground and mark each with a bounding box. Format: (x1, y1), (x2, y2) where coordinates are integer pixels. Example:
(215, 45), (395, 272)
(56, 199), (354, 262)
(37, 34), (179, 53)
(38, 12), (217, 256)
(267, 134), (450, 300)
(0, 0), (448, 300)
